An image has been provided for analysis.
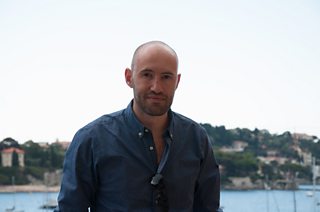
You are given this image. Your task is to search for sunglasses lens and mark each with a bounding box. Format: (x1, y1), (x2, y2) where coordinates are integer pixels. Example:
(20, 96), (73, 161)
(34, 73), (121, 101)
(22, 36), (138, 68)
(151, 174), (168, 210)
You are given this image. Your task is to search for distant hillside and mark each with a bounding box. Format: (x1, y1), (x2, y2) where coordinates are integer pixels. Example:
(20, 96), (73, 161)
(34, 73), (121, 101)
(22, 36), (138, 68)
(1, 126), (319, 188)
(201, 124), (319, 189)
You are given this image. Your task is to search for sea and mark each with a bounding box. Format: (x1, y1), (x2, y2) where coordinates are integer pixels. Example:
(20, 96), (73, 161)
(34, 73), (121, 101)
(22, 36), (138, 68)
(0, 186), (319, 212)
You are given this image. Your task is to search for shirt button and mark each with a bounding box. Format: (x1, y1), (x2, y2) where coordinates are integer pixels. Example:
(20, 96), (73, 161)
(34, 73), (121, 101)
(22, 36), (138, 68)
(144, 128), (149, 133)
(138, 132), (143, 138)
(149, 146), (154, 151)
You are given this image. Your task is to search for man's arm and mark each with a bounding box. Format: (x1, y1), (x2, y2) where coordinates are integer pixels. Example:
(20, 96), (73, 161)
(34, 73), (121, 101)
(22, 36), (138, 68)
(55, 129), (97, 212)
(193, 133), (222, 212)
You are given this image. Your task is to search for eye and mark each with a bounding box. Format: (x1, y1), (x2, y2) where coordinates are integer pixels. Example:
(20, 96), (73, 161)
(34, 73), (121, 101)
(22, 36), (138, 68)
(139, 69), (154, 79)
(162, 74), (173, 80)
(142, 72), (153, 78)
(142, 72), (151, 77)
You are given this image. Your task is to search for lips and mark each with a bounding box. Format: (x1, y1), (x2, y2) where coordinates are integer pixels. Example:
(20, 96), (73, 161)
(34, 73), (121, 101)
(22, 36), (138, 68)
(146, 95), (166, 101)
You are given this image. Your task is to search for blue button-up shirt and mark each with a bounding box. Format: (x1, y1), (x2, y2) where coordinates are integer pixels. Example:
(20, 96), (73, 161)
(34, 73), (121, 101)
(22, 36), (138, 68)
(56, 101), (221, 211)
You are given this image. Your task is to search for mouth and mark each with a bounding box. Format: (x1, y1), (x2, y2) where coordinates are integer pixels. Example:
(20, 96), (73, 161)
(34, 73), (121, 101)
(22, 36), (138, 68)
(146, 95), (166, 102)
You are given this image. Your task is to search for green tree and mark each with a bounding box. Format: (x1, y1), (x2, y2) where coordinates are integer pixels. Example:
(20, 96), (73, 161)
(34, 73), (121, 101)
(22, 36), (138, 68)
(216, 151), (258, 177)
(12, 151), (19, 167)
(23, 140), (46, 167)
(279, 163), (311, 179)
(48, 143), (65, 169)
(201, 124), (234, 146)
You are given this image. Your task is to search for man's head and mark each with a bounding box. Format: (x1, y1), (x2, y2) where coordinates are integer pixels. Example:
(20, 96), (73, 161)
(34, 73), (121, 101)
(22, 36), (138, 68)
(125, 41), (181, 118)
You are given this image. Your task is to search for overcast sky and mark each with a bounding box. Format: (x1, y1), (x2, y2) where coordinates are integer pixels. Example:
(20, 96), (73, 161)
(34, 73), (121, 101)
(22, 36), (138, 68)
(1, 0), (319, 143)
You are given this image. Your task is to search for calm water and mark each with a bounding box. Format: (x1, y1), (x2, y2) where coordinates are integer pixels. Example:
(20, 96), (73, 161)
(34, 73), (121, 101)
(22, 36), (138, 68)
(0, 189), (319, 212)
(0, 191), (57, 212)
(221, 189), (320, 212)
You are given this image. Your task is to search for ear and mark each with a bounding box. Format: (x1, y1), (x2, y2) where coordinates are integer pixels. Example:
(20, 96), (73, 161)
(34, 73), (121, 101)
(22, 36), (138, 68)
(175, 73), (181, 89)
(125, 68), (133, 88)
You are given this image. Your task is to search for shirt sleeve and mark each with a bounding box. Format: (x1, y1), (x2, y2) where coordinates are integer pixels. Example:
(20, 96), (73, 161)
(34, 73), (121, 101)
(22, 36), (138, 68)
(55, 128), (97, 212)
(193, 131), (222, 212)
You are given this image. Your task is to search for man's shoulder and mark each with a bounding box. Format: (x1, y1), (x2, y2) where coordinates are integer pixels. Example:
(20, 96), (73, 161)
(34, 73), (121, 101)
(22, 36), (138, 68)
(87, 109), (125, 128)
(67, 109), (127, 149)
(76, 109), (126, 135)
(172, 111), (205, 131)
(172, 111), (212, 149)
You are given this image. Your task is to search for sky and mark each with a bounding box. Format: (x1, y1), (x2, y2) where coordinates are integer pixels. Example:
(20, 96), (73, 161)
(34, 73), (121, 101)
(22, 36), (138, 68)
(1, 0), (319, 143)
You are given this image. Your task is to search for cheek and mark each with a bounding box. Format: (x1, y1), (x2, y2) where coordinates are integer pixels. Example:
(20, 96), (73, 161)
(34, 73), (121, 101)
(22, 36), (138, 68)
(134, 79), (149, 90)
(166, 83), (178, 92)
(132, 82), (145, 93)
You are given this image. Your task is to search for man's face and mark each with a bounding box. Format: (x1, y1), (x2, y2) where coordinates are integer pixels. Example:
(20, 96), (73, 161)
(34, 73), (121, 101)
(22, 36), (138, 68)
(126, 45), (180, 117)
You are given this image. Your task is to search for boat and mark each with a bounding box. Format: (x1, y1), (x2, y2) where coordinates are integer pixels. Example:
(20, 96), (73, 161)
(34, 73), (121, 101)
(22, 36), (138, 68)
(39, 199), (58, 209)
(39, 184), (58, 210)
(5, 176), (24, 212)
(5, 206), (24, 212)
(5, 206), (15, 212)
(310, 156), (320, 211)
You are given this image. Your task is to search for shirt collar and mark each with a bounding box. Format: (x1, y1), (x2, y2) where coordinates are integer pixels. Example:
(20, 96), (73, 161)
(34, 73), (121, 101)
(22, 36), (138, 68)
(124, 100), (174, 140)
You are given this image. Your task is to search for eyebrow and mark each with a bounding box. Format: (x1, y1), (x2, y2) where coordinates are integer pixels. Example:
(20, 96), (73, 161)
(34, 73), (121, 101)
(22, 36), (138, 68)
(139, 68), (175, 75)
(140, 68), (153, 73)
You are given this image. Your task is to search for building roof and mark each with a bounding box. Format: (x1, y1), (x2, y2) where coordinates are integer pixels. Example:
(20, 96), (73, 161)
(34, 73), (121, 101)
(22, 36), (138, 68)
(54, 141), (70, 150)
(1, 147), (25, 154)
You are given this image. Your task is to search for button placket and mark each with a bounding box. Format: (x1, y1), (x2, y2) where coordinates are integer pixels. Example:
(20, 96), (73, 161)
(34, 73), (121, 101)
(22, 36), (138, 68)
(141, 128), (157, 165)
(145, 130), (154, 151)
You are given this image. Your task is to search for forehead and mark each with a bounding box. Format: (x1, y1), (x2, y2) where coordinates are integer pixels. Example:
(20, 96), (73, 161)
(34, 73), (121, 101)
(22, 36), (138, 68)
(133, 44), (178, 72)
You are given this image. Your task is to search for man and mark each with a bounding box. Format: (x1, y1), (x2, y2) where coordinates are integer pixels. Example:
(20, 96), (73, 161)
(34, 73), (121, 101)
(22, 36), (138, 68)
(55, 41), (221, 211)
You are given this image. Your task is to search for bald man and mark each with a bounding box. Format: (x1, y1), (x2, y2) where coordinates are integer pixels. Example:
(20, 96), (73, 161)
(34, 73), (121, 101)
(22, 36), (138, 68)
(55, 41), (222, 211)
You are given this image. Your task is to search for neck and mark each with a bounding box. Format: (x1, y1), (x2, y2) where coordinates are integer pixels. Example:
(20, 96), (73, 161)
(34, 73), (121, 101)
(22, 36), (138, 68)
(133, 107), (168, 133)
(143, 114), (168, 133)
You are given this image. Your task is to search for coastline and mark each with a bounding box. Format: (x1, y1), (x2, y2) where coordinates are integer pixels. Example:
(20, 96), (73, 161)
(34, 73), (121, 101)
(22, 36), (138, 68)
(0, 183), (313, 193)
(0, 185), (60, 193)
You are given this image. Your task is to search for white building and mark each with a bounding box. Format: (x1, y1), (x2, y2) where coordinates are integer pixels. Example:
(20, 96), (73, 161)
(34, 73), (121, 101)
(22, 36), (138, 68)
(1, 147), (25, 167)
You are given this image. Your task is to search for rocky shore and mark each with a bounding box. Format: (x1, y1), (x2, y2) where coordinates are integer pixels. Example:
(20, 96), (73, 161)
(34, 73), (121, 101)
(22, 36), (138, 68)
(0, 185), (60, 193)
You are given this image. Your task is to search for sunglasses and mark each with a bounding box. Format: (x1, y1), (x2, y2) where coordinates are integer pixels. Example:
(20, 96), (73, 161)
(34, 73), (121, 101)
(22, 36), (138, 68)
(151, 174), (168, 211)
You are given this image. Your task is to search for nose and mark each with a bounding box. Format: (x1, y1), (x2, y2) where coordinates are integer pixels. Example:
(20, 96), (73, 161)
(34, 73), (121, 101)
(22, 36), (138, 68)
(150, 77), (163, 93)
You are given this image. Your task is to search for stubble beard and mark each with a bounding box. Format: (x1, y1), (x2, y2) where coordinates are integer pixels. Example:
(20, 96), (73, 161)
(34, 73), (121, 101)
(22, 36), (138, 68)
(134, 92), (174, 116)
